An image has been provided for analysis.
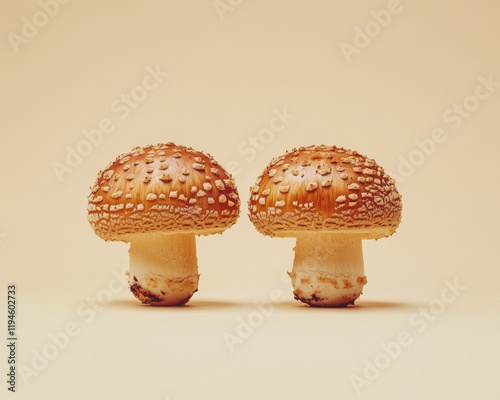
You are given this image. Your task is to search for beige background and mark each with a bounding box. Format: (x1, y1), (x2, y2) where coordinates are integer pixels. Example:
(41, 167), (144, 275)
(1, 0), (499, 399)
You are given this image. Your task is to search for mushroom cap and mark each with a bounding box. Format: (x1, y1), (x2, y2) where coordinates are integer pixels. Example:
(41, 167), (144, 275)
(88, 143), (240, 241)
(248, 145), (402, 239)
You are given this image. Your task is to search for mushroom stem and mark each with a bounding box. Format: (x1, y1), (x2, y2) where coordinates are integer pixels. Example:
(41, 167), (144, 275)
(289, 233), (366, 307)
(127, 233), (199, 306)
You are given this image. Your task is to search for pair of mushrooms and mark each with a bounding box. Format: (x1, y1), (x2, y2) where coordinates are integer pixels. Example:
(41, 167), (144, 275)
(88, 143), (402, 307)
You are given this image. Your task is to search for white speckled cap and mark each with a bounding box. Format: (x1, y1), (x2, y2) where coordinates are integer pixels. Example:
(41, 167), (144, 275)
(248, 145), (402, 239)
(88, 143), (240, 241)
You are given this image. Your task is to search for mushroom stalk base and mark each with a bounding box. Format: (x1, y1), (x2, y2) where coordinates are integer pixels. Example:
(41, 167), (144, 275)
(127, 233), (199, 306)
(289, 233), (366, 307)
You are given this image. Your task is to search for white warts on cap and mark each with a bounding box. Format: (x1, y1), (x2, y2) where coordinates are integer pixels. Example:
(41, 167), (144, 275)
(87, 143), (241, 241)
(247, 144), (402, 239)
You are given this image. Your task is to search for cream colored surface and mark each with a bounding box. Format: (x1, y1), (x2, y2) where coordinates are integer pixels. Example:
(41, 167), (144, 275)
(0, 1), (499, 399)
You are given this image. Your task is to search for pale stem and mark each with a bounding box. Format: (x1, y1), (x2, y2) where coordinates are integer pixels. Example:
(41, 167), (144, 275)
(290, 232), (366, 307)
(127, 233), (199, 306)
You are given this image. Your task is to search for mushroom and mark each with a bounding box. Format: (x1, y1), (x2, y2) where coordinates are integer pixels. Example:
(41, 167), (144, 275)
(248, 145), (402, 307)
(87, 143), (240, 306)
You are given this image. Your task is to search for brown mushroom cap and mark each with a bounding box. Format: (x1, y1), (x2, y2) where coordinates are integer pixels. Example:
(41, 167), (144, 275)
(88, 143), (240, 241)
(248, 145), (402, 239)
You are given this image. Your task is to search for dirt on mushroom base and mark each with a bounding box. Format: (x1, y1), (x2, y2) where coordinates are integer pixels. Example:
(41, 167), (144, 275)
(87, 143), (241, 305)
(248, 145), (402, 307)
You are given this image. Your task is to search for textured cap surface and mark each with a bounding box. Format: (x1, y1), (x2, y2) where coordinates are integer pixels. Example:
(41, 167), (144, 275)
(88, 143), (240, 241)
(248, 145), (402, 238)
